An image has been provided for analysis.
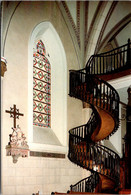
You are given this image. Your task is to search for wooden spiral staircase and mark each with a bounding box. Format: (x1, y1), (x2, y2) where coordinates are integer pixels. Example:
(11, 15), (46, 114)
(67, 39), (131, 194)
(51, 40), (131, 195)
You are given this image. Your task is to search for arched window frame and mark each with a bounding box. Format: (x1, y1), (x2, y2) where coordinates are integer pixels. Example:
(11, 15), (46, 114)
(28, 22), (67, 153)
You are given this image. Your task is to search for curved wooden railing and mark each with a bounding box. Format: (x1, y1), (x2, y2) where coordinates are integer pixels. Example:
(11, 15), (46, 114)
(69, 72), (119, 137)
(68, 39), (130, 193)
(70, 172), (100, 193)
(86, 39), (130, 75)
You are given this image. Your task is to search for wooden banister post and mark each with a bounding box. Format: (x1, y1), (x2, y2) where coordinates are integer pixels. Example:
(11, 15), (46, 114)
(127, 39), (131, 67)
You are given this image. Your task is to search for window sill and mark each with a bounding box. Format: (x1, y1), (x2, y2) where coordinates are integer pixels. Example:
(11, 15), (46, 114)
(29, 142), (68, 154)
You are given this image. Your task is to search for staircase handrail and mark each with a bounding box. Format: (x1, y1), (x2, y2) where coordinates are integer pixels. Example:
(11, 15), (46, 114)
(68, 132), (120, 182)
(95, 143), (120, 159)
(69, 71), (120, 131)
(70, 172), (99, 193)
(67, 40), (131, 193)
(69, 70), (120, 96)
(70, 174), (94, 187)
(85, 39), (130, 75)
(69, 104), (101, 142)
(93, 41), (130, 57)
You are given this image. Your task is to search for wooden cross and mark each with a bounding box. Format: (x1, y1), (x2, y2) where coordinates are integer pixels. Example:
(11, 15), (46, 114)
(5, 104), (24, 128)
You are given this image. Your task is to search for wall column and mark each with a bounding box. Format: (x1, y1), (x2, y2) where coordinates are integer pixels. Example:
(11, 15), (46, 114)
(1, 57), (7, 194)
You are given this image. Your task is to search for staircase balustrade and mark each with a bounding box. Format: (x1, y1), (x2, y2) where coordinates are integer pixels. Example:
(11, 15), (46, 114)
(68, 40), (130, 193)
(86, 39), (131, 75)
(70, 172), (99, 193)
(69, 71), (119, 136)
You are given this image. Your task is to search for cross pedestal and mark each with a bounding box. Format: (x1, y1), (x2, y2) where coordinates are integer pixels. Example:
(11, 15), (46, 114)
(5, 104), (29, 163)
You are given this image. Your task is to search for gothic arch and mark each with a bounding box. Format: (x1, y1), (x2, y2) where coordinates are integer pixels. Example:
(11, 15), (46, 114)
(28, 22), (67, 152)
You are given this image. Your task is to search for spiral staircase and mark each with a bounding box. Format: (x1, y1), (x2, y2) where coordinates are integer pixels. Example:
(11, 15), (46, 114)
(51, 40), (130, 195)
(67, 39), (131, 194)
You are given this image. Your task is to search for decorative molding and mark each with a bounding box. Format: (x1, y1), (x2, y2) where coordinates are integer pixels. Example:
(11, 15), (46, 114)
(1, 57), (7, 77)
(85, 1), (105, 53)
(57, 1), (82, 67)
(84, 1), (88, 53)
(30, 151), (65, 158)
(77, 1), (80, 47)
(61, 1), (80, 48)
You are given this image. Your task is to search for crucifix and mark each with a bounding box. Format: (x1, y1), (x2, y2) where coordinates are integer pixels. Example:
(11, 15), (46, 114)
(5, 104), (24, 128)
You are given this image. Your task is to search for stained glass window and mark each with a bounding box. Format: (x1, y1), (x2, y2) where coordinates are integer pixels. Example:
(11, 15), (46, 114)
(33, 40), (51, 128)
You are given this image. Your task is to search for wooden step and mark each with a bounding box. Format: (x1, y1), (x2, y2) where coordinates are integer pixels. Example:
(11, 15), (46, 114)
(119, 189), (131, 194)
(99, 174), (116, 192)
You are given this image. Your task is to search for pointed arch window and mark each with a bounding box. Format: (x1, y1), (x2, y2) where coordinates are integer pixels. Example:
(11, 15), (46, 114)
(33, 40), (51, 128)
(28, 22), (67, 152)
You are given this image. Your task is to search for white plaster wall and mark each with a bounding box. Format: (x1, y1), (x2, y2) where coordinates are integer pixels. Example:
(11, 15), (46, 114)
(2, 2), (89, 195)
(1, 2), (20, 55)
(2, 156), (87, 195)
(82, 107), (92, 125)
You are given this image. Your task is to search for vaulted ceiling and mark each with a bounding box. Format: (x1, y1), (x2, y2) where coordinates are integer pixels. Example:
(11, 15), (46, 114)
(2, 1), (131, 68)
(58, 1), (131, 67)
